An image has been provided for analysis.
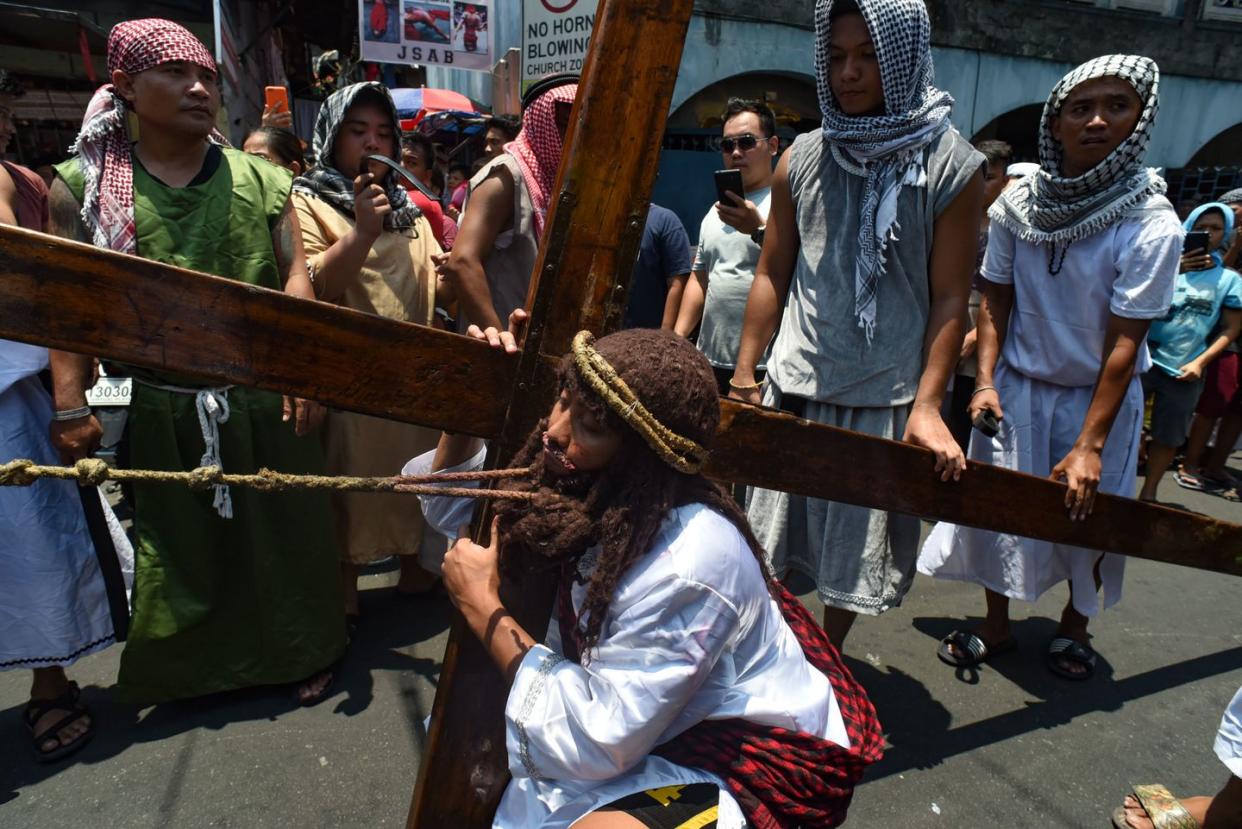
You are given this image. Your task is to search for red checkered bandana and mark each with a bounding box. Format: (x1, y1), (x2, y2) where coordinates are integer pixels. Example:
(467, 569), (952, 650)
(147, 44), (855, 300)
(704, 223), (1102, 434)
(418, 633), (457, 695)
(72, 19), (225, 254)
(505, 82), (577, 239)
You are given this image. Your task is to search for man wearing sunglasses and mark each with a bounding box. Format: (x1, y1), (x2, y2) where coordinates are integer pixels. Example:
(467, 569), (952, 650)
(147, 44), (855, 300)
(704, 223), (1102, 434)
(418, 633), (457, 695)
(674, 98), (779, 393)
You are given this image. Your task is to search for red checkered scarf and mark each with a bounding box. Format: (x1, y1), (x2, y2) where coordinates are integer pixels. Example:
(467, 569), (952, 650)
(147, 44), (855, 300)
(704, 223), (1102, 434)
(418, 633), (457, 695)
(72, 19), (226, 254)
(557, 574), (884, 828)
(505, 83), (577, 239)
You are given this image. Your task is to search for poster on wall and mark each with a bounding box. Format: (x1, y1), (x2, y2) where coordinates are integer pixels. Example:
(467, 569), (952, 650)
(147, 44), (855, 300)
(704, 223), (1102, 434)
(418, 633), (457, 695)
(522, 0), (598, 86)
(359, 0), (493, 72)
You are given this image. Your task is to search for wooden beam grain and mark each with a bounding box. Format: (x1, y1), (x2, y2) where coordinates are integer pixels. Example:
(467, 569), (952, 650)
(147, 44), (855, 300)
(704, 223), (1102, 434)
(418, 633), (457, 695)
(406, 0), (697, 825)
(1, 225), (1236, 577)
(712, 400), (1242, 577)
(0, 224), (514, 437)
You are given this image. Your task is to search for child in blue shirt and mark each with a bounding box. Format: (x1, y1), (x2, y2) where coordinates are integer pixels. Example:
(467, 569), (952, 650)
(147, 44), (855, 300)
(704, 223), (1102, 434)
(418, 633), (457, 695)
(1139, 201), (1242, 501)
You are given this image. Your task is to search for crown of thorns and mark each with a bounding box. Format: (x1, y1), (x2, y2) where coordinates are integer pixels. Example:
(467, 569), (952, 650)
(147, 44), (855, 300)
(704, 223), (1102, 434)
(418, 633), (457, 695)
(571, 330), (709, 474)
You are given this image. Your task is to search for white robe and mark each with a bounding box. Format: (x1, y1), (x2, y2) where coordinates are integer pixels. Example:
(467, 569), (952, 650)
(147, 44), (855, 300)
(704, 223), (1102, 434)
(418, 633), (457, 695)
(0, 341), (116, 670)
(1217, 684), (1242, 779)
(410, 450), (847, 828)
(917, 197), (1182, 616)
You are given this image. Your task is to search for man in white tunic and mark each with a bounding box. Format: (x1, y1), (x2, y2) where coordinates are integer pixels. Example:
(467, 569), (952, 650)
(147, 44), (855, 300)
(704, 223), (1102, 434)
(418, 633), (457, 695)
(415, 328), (883, 828)
(918, 55), (1182, 680)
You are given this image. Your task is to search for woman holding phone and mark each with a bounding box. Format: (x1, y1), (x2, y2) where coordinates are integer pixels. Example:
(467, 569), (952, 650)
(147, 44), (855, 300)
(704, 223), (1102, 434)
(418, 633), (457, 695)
(289, 82), (448, 617)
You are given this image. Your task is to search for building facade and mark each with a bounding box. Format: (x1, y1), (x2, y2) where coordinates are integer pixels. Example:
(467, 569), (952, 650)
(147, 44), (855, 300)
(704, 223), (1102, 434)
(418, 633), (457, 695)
(652, 0), (1242, 238)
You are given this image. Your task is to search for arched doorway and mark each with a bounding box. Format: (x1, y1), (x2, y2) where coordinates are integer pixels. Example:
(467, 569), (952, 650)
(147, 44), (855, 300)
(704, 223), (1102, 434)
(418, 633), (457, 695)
(1161, 124), (1242, 215)
(665, 71), (820, 135)
(970, 104), (1042, 164)
(1185, 123), (1242, 168)
(655, 72), (817, 242)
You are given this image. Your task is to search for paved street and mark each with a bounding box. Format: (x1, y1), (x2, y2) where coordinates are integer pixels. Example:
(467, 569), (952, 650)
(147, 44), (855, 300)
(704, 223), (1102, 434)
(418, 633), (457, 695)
(2, 460), (1240, 828)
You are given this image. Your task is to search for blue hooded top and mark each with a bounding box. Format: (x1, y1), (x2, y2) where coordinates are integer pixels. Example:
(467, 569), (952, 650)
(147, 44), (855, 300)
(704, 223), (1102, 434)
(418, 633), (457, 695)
(1147, 201), (1242, 376)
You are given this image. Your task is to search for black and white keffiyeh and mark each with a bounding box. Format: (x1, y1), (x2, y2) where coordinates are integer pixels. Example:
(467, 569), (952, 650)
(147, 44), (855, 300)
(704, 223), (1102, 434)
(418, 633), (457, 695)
(1220, 188), (1242, 206)
(990, 55), (1164, 247)
(815, 0), (953, 342)
(292, 82), (421, 231)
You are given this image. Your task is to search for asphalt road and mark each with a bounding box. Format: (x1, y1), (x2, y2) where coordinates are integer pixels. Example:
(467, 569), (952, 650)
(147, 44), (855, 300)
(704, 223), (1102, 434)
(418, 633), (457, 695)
(2, 460), (1240, 828)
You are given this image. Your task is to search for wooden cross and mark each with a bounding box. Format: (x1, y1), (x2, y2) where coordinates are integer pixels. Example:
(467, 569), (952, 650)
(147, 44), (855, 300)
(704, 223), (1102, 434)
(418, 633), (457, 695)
(0, 1), (1238, 825)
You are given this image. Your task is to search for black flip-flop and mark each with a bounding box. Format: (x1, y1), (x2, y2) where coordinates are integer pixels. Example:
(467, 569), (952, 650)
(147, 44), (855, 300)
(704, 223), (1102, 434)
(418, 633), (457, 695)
(936, 630), (1017, 668)
(24, 681), (95, 763)
(1047, 636), (1096, 680)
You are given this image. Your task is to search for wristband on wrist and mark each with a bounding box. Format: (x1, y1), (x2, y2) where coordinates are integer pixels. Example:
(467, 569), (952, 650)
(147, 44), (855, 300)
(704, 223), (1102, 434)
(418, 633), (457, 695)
(970, 385), (996, 398)
(52, 406), (92, 422)
(728, 378), (763, 391)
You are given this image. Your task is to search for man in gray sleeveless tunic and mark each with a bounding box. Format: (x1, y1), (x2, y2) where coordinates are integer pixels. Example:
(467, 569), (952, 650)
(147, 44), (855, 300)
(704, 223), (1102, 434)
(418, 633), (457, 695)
(729, 0), (984, 648)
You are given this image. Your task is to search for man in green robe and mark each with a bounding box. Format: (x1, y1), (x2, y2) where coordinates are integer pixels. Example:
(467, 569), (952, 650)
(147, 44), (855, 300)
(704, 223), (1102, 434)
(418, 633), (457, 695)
(47, 18), (345, 705)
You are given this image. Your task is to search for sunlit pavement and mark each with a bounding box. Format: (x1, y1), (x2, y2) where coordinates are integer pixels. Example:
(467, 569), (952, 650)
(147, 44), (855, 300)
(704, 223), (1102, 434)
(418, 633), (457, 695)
(2, 455), (1239, 828)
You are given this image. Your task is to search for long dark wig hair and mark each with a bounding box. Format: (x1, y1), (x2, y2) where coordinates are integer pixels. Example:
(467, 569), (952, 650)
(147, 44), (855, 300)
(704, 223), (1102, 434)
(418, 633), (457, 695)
(492, 329), (772, 661)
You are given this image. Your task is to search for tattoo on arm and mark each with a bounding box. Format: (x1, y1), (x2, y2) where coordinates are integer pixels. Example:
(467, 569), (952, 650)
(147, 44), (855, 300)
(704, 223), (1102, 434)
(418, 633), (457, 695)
(48, 178), (90, 243)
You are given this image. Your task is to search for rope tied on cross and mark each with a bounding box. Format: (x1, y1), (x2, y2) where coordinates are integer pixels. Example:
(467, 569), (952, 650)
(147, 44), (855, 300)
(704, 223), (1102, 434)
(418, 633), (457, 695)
(0, 458), (551, 503)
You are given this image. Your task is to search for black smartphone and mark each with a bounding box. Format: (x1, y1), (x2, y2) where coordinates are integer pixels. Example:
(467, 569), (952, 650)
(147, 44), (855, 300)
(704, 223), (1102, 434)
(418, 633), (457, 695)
(714, 169), (744, 207)
(972, 409), (1000, 438)
(1183, 230), (1211, 255)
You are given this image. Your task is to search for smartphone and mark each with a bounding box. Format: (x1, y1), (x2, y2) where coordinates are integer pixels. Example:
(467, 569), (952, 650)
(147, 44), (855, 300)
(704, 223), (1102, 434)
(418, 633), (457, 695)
(264, 85), (290, 113)
(713, 169), (744, 207)
(1183, 230), (1211, 255)
(972, 409), (1000, 438)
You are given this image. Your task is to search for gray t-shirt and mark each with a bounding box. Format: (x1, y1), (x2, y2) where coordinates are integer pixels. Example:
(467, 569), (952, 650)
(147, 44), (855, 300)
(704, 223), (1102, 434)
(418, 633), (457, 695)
(692, 186), (771, 369)
(767, 128), (984, 406)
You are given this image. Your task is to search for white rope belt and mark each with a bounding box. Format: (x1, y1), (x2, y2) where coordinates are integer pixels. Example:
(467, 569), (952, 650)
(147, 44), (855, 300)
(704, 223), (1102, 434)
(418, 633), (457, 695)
(134, 379), (235, 519)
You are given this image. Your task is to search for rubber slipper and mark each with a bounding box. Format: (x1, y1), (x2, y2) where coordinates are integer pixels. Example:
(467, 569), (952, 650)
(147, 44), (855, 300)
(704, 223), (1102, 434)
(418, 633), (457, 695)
(1214, 486), (1240, 503)
(936, 630), (1016, 668)
(1174, 469), (1220, 492)
(1047, 637), (1096, 681)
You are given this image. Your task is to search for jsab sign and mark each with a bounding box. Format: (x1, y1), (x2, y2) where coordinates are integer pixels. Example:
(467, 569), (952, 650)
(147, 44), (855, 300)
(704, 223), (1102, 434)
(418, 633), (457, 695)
(523, 0), (598, 84)
(359, 0), (493, 72)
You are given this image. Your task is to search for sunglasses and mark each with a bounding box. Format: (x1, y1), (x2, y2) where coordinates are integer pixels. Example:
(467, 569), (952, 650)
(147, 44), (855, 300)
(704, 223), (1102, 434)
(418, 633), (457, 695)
(719, 134), (770, 153)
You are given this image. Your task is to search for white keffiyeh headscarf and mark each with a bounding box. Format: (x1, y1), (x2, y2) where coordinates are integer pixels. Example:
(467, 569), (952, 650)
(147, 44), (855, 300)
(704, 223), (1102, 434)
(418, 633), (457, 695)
(815, 0), (953, 342)
(990, 55), (1165, 248)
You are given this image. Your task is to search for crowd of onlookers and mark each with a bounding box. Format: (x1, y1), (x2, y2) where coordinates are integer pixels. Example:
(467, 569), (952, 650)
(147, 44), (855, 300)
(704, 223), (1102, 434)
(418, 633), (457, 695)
(245, 101), (520, 256)
(1, 18), (1239, 829)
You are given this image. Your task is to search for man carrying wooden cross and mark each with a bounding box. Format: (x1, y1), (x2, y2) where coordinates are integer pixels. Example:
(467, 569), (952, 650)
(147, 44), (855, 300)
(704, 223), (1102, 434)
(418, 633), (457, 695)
(920, 55), (1182, 680)
(45, 18), (346, 705)
(411, 327), (883, 828)
(729, 0), (985, 649)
